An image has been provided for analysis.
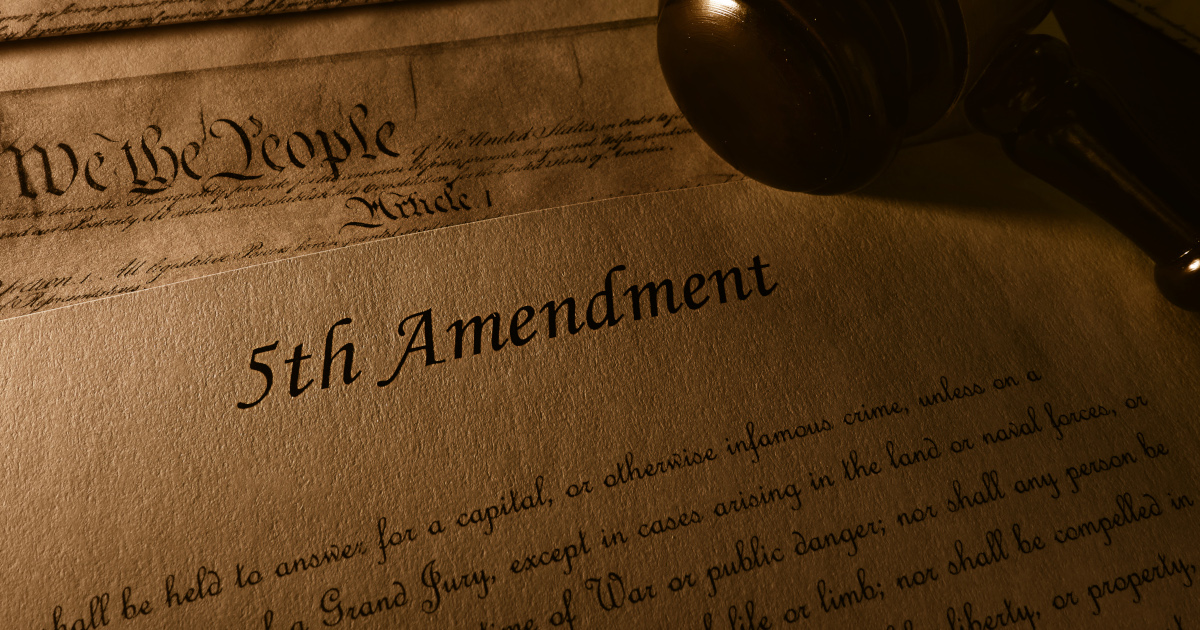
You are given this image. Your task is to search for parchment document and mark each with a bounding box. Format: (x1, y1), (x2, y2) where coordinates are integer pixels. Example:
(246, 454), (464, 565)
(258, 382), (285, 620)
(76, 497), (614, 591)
(2, 174), (1198, 628)
(0, 0), (393, 41)
(0, 0), (659, 93)
(0, 18), (732, 320)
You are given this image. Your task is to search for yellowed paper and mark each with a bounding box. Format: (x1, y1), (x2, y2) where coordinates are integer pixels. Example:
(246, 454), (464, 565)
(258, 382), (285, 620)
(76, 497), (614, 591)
(0, 0), (392, 41)
(0, 0), (658, 93)
(0, 17), (733, 320)
(2, 159), (1198, 628)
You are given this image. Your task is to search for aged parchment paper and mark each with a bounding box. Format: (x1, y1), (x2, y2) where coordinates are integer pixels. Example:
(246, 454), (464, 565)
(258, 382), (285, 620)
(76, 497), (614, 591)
(2, 169), (1197, 628)
(0, 17), (734, 320)
(0, 0), (658, 92)
(0, 0), (393, 41)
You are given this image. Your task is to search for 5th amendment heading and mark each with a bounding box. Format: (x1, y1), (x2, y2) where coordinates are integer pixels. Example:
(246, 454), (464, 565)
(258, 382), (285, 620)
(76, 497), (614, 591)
(235, 255), (779, 409)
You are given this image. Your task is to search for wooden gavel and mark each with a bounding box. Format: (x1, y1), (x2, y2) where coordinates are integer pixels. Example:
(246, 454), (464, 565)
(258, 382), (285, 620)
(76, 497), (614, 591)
(656, 0), (1200, 311)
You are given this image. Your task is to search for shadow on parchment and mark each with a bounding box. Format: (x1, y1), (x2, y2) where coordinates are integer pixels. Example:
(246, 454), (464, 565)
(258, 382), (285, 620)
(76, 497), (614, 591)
(855, 132), (1085, 221)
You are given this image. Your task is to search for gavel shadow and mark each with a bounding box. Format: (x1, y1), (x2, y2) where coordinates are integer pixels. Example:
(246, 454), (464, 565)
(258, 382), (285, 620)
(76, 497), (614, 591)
(856, 132), (1086, 221)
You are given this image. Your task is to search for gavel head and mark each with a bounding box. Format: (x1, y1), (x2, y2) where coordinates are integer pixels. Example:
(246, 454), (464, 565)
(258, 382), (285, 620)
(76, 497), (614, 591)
(656, 0), (1052, 193)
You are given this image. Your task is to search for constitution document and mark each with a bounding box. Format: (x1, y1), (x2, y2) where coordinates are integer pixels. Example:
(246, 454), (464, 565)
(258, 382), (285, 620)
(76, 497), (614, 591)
(0, 17), (731, 321)
(0, 0), (393, 41)
(0, 0), (659, 92)
(2, 172), (1198, 628)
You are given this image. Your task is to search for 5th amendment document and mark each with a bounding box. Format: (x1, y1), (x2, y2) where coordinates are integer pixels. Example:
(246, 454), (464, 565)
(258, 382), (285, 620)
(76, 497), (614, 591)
(1, 177), (1197, 629)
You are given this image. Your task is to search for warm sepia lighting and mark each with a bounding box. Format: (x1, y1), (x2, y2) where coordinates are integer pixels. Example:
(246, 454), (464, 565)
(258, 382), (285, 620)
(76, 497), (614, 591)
(4, 2), (1200, 627)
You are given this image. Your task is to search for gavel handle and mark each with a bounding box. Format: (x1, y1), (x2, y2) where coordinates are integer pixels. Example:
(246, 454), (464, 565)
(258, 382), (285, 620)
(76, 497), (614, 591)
(966, 35), (1200, 312)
